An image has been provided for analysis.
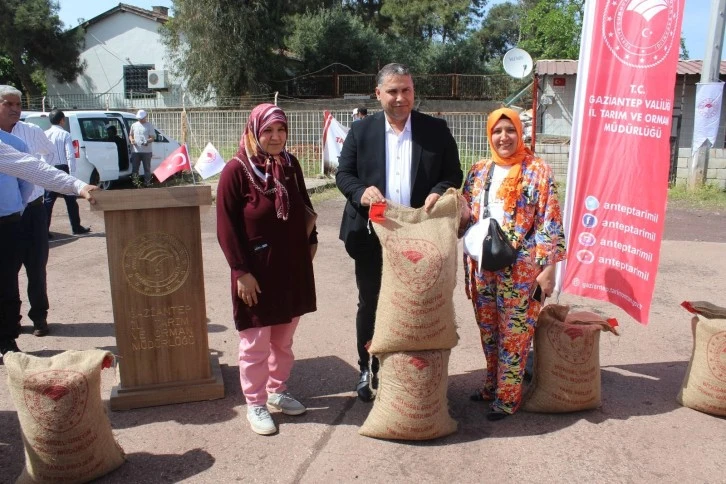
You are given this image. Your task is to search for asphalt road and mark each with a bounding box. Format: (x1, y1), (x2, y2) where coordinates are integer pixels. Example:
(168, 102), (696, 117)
(1, 183), (724, 484)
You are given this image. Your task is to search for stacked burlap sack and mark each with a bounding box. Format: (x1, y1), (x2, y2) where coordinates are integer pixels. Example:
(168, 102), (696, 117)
(359, 190), (459, 440)
(677, 301), (726, 416)
(5, 349), (125, 483)
(523, 304), (619, 413)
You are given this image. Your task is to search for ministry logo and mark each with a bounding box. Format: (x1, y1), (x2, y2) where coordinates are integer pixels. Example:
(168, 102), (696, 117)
(602, 0), (680, 68)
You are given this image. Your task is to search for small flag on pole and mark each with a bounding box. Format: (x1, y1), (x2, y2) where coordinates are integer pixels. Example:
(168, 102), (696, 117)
(322, 111), (349, 173)
(194, 142), (225, 179)
(153, 144), (191, 183)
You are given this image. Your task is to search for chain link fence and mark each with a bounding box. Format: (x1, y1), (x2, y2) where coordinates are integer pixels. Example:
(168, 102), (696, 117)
(146, 109), (569, 180)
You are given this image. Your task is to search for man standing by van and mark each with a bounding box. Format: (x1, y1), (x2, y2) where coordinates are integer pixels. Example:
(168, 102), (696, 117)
(0, 85), (55, 337)
(129, 109), (155, 186)
(44, 109), (90, 236)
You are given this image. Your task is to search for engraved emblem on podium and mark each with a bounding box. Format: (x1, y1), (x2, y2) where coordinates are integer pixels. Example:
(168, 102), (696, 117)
(123, 232), (190, 296)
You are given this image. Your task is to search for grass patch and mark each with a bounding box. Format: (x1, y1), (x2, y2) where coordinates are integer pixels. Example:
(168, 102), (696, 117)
(667, 183), (726, 209)
(310, 185), (342, 204)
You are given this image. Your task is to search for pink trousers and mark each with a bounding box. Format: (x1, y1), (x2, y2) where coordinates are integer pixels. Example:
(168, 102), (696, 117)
(238, 318), (299, 406)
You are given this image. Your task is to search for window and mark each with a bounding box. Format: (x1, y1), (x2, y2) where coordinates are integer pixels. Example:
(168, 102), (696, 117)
(123, 65), (155, 98)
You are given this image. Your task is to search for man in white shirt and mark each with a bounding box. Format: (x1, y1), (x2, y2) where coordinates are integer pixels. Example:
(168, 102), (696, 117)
(0, 85), (57, 336)
(129, 109), (155, 186)
(43, 109), (90, 237)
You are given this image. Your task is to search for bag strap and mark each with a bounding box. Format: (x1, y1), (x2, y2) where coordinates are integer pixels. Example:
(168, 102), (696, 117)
(482, 161), (535, 240)
(480, 162), (496, 218)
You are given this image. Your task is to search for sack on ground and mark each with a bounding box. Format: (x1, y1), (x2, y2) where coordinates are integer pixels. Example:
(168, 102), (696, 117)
(369, 189), (460, 354)
(523, 305), (619, 413)
(359, 350), (457, 440)
(677, 301), (726, 416)
(5, 349), (125, 483)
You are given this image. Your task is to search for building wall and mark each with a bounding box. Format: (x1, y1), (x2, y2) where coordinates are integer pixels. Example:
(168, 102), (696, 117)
(45, 13), (183, 109)
(538, 74), (578, 137)
(537, 73), (726, 151)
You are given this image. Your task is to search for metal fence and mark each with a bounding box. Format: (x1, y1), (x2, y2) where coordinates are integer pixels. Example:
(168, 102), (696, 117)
(147, 109), (570, 179)
(25, 74), (528, 111)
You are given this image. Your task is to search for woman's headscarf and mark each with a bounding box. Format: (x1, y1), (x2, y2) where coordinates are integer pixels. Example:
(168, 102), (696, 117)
(486, 108), (533, 212)
(237, 103), (291, 220)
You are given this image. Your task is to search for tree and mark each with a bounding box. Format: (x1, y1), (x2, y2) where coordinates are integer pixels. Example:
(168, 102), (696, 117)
(285, 8), (386, 73)
(473, 2), (522, 66)
(679, 38), (690, 60)
(379, 0), (486, 43)
(517, 0), (584, 60)
(0, 0), (84, 96)
(162, 0), (288, 98)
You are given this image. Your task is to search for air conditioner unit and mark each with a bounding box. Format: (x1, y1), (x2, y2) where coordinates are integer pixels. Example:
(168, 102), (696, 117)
(147, 69), (169, 89)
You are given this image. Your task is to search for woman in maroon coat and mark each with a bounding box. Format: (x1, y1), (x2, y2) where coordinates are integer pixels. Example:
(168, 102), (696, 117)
(217, 104), (317, 435)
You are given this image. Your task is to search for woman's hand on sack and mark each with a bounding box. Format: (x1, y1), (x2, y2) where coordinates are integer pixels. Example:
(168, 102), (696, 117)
(310, 243), (318, 260)
(361, 186), (385, 207)
(424, 193), (441, 213)
(535, 264), (556, 297)
(237, 273), (261, 306)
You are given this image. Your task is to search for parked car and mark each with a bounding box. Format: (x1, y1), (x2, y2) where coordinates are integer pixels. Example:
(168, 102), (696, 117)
(23, 110), (181, 189)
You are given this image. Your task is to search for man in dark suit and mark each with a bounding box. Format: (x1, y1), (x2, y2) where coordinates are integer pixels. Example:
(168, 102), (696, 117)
(336, 63), (463, 401)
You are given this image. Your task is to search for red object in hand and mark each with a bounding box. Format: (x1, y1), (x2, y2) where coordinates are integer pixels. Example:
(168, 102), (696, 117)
(369, 202), (387, 223)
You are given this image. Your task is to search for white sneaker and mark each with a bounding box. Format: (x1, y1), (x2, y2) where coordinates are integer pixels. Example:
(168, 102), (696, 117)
(247, 405), (277, 435)
(267, 392), (307, 415)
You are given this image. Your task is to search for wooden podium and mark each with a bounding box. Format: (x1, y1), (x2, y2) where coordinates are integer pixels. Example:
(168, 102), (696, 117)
(92, 186), (224, 410)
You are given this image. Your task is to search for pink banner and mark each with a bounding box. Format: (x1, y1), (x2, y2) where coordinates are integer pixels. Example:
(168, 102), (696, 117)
(560, 0), (685, 324)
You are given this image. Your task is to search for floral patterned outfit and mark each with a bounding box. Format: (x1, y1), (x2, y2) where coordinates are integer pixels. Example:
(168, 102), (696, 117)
(462, 154), (566, 414)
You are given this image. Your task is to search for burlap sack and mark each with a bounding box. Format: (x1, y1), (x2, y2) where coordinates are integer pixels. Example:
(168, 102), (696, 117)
(677, 313), (726, 416)
(368, 190), (459, 354)
(5, 350), (125, 483)
(359, 350), (457, 440)
(523, 305), (618, 413)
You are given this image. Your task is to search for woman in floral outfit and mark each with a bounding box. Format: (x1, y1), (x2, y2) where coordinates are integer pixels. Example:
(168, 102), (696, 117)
(461, 108), (566, 420)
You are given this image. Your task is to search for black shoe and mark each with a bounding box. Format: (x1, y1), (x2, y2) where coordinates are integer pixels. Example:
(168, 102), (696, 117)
(48, 232), (54, 239)
(486, 410), (510, 421)
(371, 373), (379, 390)
(470, 390), (493, 402)
(73, 226), (91, 235)
(356, 370), (374, 402)
(0, 339), (21, 356)
(33, 320), (49, 337)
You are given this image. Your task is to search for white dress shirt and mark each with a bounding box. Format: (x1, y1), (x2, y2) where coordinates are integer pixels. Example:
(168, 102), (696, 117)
(0, 142), (85, 195)
(45, 124), (75, 174)
(11, 121), (56, 201)
(384, 115), (412, 206)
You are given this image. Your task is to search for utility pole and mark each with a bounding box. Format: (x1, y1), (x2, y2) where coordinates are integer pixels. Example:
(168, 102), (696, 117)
(689, 0), (726, 188)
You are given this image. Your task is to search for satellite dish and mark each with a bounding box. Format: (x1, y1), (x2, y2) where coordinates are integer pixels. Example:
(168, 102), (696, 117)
(503, 48), (533, 79)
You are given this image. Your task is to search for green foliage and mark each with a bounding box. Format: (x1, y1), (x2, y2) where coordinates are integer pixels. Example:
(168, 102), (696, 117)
(473, 2), (522, 65)
(0, 0), (84, 95)
(163, 0), (288, 98)
(380, 0), (485, 43)
(285, 8), (386, 73)
(679, 37), (689, 60)
(668, 183), (726, 208)
(517, 0), (584, 60)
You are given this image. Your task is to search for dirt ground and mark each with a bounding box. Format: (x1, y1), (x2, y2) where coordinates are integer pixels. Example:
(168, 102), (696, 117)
(1, 186), (725, 484)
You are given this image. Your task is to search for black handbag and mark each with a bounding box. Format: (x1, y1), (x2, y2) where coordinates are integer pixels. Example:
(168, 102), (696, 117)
(479, 165), (519, 272)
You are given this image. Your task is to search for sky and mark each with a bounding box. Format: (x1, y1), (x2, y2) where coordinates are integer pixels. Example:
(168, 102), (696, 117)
(57, 0), (723, 60)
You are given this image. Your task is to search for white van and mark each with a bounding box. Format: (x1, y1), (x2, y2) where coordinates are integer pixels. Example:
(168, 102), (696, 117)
(23, 111), (181, 189)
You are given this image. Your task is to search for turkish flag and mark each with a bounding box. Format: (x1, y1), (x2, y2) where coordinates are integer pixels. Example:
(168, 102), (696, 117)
(153, 144), (191, 183)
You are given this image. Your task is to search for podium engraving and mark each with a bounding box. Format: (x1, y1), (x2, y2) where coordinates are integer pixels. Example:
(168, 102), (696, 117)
(123, 232), (190, 297)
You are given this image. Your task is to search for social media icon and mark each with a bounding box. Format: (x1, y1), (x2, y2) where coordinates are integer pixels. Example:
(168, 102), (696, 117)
(578, 232), (596, 247)
(585, 196), (600, 211)
(577, 250), (595, 264)
(582, 214), (598, 228)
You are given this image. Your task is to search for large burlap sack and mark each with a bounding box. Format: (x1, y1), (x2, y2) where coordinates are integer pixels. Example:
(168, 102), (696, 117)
(368, 190), (459, 354)
(359, 350), (457, 440)
(677, 303), (726, 416)
(523, 305), (619, 413)
(5, 349), (125, 483)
